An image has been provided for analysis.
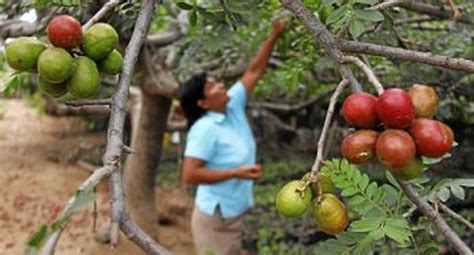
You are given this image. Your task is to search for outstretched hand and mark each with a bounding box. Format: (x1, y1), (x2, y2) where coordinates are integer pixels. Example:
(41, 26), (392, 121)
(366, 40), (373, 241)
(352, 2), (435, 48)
(234, 164), (263, 180)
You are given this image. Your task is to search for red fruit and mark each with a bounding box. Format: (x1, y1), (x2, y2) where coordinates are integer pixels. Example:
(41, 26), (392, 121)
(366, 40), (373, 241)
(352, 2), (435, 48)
(409, 118), (454, 158)
(377, 88), (414, 128)
(342, 92), (379, 128)
(47, 15), (82, 50)
(341, 130), (379, 164)
(376, 129), (416, 171)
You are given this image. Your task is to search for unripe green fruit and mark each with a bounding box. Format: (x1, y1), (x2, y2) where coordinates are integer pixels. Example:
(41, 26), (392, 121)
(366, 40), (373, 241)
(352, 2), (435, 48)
(38, 47), (74, 83)
(313, 194), (349, 235)
(6, 37), (46, 72)
(275, 180), (313, 218)
(66, 56), (100, 99)
(38, 76), (67, 98)
(81, 23), (119, 61)
(98, 49), (123, 74)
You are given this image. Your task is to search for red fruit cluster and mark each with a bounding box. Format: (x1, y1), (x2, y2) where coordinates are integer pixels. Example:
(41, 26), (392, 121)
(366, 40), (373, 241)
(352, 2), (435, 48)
(341, 85), (454, 180)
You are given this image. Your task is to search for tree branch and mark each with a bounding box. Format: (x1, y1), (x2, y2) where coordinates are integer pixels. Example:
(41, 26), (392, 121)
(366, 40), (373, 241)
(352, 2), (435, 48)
(82, 0), (121, 31)
(146, 28), (184, 47)
(398, 2), (470, 23)
(438, 202), (474, 231)
(65, 98), (112, 107)
(398, 181), (473, 254)
(340, 40), (474, 72)
(280, 0), (362, 92)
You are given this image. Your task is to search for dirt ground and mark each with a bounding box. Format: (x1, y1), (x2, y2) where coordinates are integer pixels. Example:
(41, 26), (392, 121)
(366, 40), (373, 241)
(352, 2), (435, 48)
(0, 99), (194, 255)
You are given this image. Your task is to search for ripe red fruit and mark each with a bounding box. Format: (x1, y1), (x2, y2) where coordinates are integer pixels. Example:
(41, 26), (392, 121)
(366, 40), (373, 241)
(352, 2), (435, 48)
(409, 118), (454, 158)
(47, 15), (82, 50)
(377, 88), (414, 128)
(376, 129), (416, 171)
(341, 130), (379, 164)
(342, 92), (379, 128)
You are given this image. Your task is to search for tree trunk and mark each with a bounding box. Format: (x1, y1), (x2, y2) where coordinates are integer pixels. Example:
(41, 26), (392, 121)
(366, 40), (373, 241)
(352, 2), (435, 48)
(123, 91), (171, 238)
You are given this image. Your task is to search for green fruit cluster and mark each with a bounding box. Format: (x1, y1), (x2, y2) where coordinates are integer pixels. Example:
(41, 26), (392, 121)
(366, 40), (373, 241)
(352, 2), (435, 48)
(275, 175), (348, 235)
(5, 22), (123, 99)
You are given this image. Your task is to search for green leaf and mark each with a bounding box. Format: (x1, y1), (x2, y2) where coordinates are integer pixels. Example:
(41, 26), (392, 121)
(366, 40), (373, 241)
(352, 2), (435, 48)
(382, 184), (398, 206)
(366, 182), (378, 198)
(450, 184), (465, 200)
(25, 225), (49, 255)
(326, 5), (349, 25)
(349, 19), (365, 38)
(189, 10), (198, 27)
(453, 178), (474, 187)
(358, 174), (370, 191)
(354, 0), (377, 4)
(437, 187), (451, 202)
(2, 74), (19, 98)
(348, 194), (366, 206)
(385, 171), (401, 189)
(341, 186), (359, 196)
(383, 223), (410, 245)
(357, 228), (383, 252)
(176, 2), (193, 10)
(355, 10), (384, 22)
(350, 218), (383, 232)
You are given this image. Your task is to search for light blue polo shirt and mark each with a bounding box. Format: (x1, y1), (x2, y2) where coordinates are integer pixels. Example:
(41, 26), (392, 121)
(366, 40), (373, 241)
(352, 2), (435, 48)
(184, 80), (256, 219)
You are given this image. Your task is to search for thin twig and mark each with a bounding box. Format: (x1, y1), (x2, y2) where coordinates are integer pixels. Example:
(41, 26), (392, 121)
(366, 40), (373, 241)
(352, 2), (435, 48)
(342, 56), (384, 95)
(311, 79), (348, 174)
(398, 181), (473, 255)
(82, 0), (121, 31)
(122, 144), (134, 154)
(65, 98), (112, 107)
(296, 80), (348, 195)
(41, 166), (112, 255)
(368, 0), (412, 11)
(438, 202), (474, 231)
(444, 0), (462, 19)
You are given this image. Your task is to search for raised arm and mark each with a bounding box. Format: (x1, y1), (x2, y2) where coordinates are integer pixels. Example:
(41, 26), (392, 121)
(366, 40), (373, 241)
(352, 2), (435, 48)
(241, 20), (287, 98)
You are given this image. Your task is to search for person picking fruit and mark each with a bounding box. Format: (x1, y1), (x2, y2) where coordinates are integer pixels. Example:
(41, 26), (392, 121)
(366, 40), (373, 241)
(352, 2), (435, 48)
(179, 20), (288, 255)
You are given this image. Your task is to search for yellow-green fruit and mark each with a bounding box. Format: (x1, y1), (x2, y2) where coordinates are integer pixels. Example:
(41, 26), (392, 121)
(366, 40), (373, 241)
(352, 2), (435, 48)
(392, 159), (426, 181)
(67, 56), (100, 99)
(408, 84), (439, 118)
(313, 194), (349, 235)
(38, 76), (67, 98)
(38, 47), (74, 83)
(98, 49), (123, 74)
(81, 23), (118, 61)
(6, 37), (46, 72)
(317, 173), (336, 194)
(275, 180), (313, 218)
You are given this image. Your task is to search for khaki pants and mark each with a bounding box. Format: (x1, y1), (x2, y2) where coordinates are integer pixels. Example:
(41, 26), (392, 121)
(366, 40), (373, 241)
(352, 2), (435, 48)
(191, 206), (244, 255)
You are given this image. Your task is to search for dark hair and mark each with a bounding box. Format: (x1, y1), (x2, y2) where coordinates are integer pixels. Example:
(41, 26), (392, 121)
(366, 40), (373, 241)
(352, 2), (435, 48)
(179, 72), (208, 130)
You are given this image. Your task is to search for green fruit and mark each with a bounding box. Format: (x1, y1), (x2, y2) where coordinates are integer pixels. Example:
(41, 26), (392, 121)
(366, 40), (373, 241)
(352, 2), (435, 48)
(392, 159), (426, 181)
(38, 76), (67, 98)
(313, 194), (349, 235)
(81, 23), (119, 61)
(6, 37), (46, 72)
(275, 180), (313, 218)
(67, 56), (100, 98)
(98, 49), (123, 74)
(38, 47), (74, 83)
